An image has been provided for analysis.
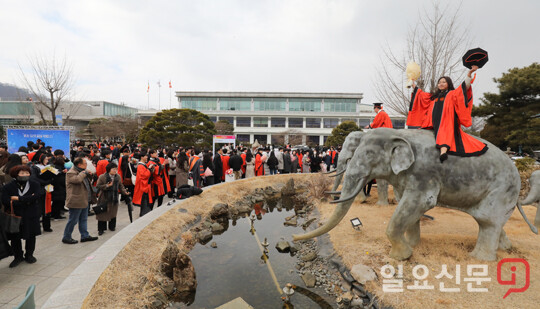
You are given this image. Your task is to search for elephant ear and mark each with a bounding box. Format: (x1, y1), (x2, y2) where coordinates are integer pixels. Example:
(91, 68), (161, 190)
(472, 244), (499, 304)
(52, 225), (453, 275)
(390, 138), (415, 175)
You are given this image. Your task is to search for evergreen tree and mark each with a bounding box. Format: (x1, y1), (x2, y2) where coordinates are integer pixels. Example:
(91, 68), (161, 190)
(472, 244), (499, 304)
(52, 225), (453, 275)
(473, 63), (540, 153)
(325, 121), (361, 147)
(138, 109), (216, 148)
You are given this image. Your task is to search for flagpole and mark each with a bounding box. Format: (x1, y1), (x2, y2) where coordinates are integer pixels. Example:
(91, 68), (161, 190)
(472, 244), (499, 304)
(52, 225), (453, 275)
(147, 80), (150, 109)
(158, 80), (161, 110)
(169, 80), (172, 109)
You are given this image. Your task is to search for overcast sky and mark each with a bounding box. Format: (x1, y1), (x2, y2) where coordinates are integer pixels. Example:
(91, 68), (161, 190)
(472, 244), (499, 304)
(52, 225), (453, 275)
(0, 0), (538, 111)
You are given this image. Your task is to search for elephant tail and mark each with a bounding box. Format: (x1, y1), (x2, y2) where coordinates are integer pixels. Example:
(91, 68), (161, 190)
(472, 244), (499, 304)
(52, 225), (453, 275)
(516, 200), (538, 234)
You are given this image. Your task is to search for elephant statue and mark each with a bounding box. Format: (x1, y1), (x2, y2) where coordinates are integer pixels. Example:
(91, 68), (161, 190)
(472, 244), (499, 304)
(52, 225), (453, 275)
(520, 170), (540, 228)
(327, 131), (394, 205)
(294, 128), (537, 261)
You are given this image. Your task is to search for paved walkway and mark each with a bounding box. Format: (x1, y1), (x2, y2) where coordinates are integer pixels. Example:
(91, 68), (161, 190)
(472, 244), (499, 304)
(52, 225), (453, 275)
(0, 198), (173, 308)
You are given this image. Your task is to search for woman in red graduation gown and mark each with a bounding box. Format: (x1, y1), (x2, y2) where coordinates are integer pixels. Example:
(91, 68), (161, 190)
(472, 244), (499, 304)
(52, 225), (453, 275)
(407, 65), (488, 162)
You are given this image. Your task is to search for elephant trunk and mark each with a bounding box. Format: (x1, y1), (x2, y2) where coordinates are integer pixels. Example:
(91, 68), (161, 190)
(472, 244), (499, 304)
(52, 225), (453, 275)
(293, 177), (366, 241)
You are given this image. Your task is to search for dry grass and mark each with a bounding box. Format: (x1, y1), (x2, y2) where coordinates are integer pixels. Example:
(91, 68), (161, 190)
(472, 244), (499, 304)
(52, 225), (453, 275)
(307, 172), (334, 200)
(316, 186), (540, 309)
(83, 174), (313, 309)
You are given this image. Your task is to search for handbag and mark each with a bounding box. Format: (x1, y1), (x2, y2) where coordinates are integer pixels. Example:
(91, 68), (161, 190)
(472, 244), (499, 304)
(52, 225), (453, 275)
(204, 167), (213, 177)
(1, 201), (22, 234)
(92, 203), (108, 215)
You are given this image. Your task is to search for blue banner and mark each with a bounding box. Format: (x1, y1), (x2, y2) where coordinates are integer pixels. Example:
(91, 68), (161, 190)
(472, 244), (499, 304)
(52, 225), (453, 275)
(7, 129), (71, 155)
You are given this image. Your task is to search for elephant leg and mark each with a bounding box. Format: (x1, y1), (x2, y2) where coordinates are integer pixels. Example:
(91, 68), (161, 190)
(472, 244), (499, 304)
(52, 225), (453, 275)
(405, 220), (420, 247)
(498, 229), (512, 251)
(470, 221), (500, 261)
(386, 191), (435, 260)
(376, 179), (389, 206)
(535, 205), (540, 229)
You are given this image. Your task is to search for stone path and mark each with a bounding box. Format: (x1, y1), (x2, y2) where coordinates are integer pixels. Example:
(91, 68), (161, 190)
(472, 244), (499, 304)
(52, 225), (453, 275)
(0, 198), (173, 309)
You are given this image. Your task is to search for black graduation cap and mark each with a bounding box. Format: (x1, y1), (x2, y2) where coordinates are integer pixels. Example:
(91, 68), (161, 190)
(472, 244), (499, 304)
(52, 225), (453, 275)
(462, 48), (489, 69)
(373, 103), (383, 108)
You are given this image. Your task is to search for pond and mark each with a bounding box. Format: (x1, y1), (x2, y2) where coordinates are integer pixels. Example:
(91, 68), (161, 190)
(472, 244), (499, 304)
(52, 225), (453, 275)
(174, 196), (336, 308)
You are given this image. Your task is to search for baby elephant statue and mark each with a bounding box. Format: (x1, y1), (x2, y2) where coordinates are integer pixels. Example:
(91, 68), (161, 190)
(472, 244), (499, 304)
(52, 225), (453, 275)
(325, 131), (394, 205)
(520, 170), (540, 228)
(294, 128), (537, 261)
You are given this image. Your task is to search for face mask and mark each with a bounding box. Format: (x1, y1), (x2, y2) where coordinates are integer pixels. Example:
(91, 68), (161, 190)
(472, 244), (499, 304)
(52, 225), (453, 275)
(17, 176), (30, 183)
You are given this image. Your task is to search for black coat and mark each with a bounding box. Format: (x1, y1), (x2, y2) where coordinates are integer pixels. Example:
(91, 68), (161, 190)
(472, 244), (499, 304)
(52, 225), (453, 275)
(1, 179), (43, 239)
(283, 153), (292, 173)
(51, 164), (67, 200)
(213, 153), (223, 177)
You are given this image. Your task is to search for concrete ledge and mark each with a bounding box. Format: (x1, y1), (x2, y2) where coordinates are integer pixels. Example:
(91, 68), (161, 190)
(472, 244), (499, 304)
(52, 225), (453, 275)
(41, 199), (187, 309)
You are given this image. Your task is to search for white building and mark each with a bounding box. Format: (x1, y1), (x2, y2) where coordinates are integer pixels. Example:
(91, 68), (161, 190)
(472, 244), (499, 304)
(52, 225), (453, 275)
(137, 91), (406, 146)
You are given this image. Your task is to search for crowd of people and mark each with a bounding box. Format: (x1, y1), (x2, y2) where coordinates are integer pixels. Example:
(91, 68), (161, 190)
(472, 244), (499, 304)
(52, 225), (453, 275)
(0, 139), (341, 268)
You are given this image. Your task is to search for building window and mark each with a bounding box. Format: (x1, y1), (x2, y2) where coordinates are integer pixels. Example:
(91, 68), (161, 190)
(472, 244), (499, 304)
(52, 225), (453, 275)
(392, 119), (406, 129)
(219, 117), (234, 124)
(324, 99), (356, 113)
(288, 98), (322, 112)
(253, 98), (286, 111)
(271, 117), (286, 128)
(359, 118), (371, 128)
(253, 117), (268, 127)
(181, 97), (217, 111)
(307, 136), (320, 146)
(288, 118), (303, 128)
(236, 134), (250, 142)
(220, 98), (251, 111)
(306, 118), (320, 128)
(323, 118), (339, 128)
(236, 117), (251, 127)
(254, 135), (268, 144)
(209, 117), (217, 123)
(0, 102), (34, 116)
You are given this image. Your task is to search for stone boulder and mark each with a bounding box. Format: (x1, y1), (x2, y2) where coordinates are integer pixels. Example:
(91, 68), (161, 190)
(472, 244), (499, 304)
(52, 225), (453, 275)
(210, 203), (229, 219)
(350, 264), (377, 285)
(197, 230), (213, 244)
(301, 273), (316, 288)
(300, 251), (318, 262)
(211, 223), (225, 234)
(275, 241), (291, 253)
(160, 241), (180, 278)
(281, 178), (295, 196)
(284, 217), (298, 227)
(173, 252), (197, 293)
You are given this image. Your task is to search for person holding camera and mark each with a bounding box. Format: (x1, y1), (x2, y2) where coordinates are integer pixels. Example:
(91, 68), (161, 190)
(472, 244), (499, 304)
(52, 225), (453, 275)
(95, 163), (129, 235)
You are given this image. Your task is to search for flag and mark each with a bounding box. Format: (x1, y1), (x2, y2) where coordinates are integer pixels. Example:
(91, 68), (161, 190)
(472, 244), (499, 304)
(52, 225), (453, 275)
(147, 81), (149, 93)
(169, 80), (172, 88)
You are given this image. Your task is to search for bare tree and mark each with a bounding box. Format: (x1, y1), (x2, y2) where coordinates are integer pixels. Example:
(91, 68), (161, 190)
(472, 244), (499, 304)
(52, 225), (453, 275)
(19, 53), (75, 125)
(373, 2), (471, 116)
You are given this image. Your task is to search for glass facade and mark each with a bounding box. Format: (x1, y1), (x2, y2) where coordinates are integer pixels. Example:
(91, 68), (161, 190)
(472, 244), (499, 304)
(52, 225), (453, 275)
(254, 98), (286, 111)
(209, 116), (217, 123)
(306, 118), (320, 128)
(289, 118), (303, 128)
(103, 102), (137, 116)
(220, 98), (251, 111)
(323, 118), (339, 128)
(271, 117), (286, 128)
(236, 117), (251, 127)
(288, 98), (322, 112)
(236, 134), (250, 142)
(219, 117), (234, 124)
(359, 118), (371, 127)
(253, 117), (268, 127)
(254, 135), (268, 144)
(324, 99), (356, 113)
(393, 119), (406, 129)
(181, 97), (217, 111)
(0, 102), (34, 116)
(307, 136), (320, 146)
(271, 135), (285, 145)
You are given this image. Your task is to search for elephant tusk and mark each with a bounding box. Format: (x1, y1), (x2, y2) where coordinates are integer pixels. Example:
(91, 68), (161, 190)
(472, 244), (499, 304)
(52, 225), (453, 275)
(323, 170), (336, 175)
(329, 169), (346, 177)
(330, 180), (366, 204)
(325, 191), (341, 195)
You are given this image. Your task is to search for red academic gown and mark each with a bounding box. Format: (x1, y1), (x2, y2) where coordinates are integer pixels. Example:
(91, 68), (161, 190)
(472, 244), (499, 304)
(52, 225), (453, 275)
(221, 155), (230, 181)
(133, 162), (153, 205)
(407, 82), (488, 156)
(96, 159), (109, 178)
(159, 157), (171, 193)
(370, 110), (393, 128)
(240, 153), (246, 174)
(147, 160), (165, 198)
(255, 153), (264, 176)
(297, 153), (303, 170)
